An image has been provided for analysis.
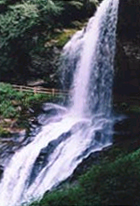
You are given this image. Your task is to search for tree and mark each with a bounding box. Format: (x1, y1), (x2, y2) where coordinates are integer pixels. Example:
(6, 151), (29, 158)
(0, 0), (99, 84)
(0, 0), (64, 83)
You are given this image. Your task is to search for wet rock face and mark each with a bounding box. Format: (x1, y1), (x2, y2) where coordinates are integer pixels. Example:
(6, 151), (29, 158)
(117, 0), (140, 40)
(114, 0), (140, 97)
(114, 41), (140, 96)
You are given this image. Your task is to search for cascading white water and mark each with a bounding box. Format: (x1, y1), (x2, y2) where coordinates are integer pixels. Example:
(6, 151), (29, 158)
(64, 0), (119, 117)
(0, 0), (119, 205)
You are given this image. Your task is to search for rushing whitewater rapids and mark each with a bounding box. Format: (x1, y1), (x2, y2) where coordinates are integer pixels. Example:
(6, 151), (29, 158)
(0, 0), (119, 205)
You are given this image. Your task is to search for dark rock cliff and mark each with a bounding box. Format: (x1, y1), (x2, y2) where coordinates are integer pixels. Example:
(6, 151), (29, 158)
(114, 0), (140, 96)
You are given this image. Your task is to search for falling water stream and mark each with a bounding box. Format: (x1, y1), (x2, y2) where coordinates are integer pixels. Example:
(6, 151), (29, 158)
(0, 0), (119, 205)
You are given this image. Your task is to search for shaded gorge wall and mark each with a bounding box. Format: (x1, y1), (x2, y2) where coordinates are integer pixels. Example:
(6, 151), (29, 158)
(114, 0), (140, 97)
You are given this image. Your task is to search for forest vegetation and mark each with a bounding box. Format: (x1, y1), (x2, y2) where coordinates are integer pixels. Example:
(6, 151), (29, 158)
(0, 0), (98, 84)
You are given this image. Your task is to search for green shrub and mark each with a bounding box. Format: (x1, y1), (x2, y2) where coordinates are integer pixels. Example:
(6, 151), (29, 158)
(30, 149), (140, 206)
(0, 83), (64, 120)
(79, 149), (140, 205)
(0, 126), (10, 137)
(0, 83), (19, 118)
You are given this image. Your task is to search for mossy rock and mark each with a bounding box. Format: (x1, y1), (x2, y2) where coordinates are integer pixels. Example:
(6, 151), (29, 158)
(0, 126), (11, 137)
(53, 29), (78, 48)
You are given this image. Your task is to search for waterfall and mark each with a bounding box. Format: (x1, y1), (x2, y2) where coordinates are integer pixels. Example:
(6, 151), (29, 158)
(0, 0), (119, 205)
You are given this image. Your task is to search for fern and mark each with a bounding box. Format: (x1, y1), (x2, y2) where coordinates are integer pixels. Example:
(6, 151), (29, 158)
(67, 1), (83, 10)
(0, 2), (39, 47)
(9, 3), (38, 17)
(89, 0), (99, 6)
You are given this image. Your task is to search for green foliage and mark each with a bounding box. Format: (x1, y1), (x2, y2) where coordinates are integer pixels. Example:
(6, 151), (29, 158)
(0, 83), (19, 118)
(0, 0), (5, 4)
(128, 105), (140, 113)
(0, 0), (64, 38)
(0, 125), (10, 137)
(0, 83), (64, 120)
(89, 0), (99, 6)
(30, 149), (140, 206)
(55, 29), (77, 47)
(0, 82), (62, 134)
(67, 1), (83, 10)
(0, 101), (18, 118)
(0, 0), (99, 83)
(0, 83), (47, 119)
(0, 0), (64, 82)
(0, 0), (64, 48)
(30, 186), (85, 206)
(0, 2), (38, 48)
(35, 0), (63, 15)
